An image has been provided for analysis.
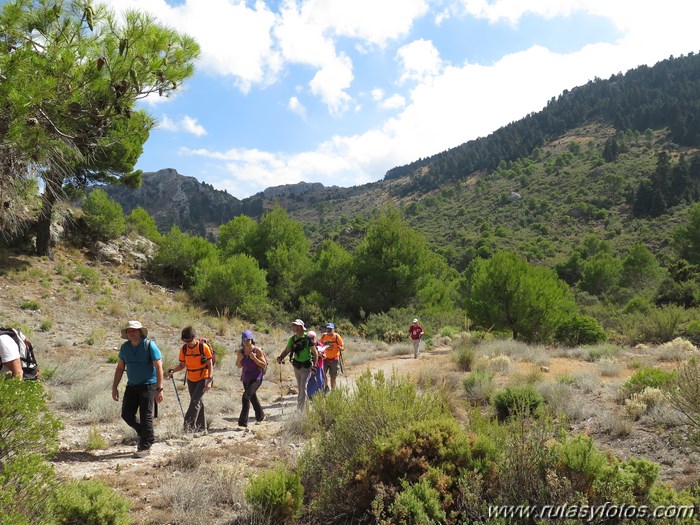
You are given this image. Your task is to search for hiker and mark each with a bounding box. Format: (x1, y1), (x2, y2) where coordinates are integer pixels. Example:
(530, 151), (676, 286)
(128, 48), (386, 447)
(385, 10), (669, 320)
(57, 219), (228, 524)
(408, 318), (424, 359)
(235, 330), (267, 427)
(306, 330), (325, 398)
(167, 326), (213, 433)
(276, 319), (319, 410)
(0, 329), (24, 378)
(112, 320), (164, 458)
(320, 323), (344, 390)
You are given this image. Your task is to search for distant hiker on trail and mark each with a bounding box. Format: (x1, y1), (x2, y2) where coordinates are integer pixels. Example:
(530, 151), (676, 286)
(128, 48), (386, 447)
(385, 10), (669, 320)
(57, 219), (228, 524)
(276, 319), (319, 410)
(306, 330), (325, 398)
(235, 330), (267, 428)
(167, 326), (213, 433)
(408, 318), (424, 359)
(320, 322), (344, 390)
(112, 320), (164, 458)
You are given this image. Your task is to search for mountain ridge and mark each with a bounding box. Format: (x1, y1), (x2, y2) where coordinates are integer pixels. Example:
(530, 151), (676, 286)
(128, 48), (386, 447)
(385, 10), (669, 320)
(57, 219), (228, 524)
(102, 52), (700, 259)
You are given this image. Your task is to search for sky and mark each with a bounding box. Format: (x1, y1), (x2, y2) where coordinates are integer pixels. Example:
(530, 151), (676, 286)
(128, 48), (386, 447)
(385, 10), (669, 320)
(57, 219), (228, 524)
(97, 0), (700, 199)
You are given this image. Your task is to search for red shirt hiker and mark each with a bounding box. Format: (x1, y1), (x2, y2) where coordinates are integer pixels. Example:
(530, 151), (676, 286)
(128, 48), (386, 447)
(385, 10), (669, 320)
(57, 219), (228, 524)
(408, 319), (424, 359)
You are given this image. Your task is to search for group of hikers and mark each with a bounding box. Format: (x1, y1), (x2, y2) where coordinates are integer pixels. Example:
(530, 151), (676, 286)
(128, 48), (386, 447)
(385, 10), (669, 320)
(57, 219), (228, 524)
(108, 318), (349, 457)
(1, 317), (424, 458)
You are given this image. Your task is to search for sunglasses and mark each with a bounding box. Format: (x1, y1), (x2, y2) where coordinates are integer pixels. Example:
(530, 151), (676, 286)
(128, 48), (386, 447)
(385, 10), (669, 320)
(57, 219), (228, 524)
(182, 337), (194, 343)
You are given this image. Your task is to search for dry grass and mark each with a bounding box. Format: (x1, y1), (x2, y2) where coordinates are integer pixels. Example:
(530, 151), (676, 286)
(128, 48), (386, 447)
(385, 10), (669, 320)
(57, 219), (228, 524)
(597, 357), (623, 377)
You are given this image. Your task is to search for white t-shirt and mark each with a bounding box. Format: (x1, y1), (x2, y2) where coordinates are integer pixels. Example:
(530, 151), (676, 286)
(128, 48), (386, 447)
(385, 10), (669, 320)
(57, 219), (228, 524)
(0, 333), (21, 365)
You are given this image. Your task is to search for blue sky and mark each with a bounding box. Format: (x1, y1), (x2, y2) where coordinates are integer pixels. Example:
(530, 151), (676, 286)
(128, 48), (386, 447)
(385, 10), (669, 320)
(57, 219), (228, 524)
(100, 0), (700, 199)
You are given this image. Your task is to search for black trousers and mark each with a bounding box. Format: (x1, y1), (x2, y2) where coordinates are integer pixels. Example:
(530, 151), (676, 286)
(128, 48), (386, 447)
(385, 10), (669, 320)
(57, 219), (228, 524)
(122, 384), (156, 449)
(238, 378), (264, 426)
(184, 378), (207, 431)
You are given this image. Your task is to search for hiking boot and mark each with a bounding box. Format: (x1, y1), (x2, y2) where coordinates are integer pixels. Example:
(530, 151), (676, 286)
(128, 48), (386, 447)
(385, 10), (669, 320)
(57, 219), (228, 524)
(134, 447), (151, 458)
(255, 415), (266, 424)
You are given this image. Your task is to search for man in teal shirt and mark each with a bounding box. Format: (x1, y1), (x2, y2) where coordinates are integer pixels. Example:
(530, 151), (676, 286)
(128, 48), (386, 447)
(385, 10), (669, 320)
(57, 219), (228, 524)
(112, 320), (164, 457)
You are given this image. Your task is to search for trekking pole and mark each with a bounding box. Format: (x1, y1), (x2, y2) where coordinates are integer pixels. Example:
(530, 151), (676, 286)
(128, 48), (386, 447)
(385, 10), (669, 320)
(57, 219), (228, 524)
(276, 332), (286, 418)
(171, 375), (185, 420)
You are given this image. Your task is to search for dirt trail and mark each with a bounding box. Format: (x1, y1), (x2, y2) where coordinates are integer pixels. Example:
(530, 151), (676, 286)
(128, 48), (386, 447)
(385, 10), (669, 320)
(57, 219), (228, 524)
(51, 346), (451, 481)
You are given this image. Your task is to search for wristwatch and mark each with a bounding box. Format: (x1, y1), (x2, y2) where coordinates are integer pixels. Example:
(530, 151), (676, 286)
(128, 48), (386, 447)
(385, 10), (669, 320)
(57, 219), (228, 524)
(156, 387), (164, 392)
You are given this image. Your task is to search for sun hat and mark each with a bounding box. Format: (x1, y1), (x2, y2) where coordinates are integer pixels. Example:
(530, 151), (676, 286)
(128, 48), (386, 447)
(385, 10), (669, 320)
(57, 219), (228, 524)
(326, 323), (335, 329)
(291, 319), (305, 329)
(241, 330), (254, 343)
(307, 330), (316, 338)
(121, 320), (148, 339)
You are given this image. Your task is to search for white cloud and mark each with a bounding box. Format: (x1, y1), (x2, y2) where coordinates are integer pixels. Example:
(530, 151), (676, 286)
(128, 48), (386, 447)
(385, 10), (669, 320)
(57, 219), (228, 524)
(380, 94), (406, 110)
(181, 116), (207, 137)
(298, 0), (430, 45)
(157, 115), (178, 133)
(129, 0), (700, 198)
(157, 114), (207, 137)
(288, 96), (307, 117)
(101, 0), (280, 92)
(309, 54), (354, 114)
(181, 145), (363, 198)
(397, 39), (443, 84)
(100, 0), (432, 114)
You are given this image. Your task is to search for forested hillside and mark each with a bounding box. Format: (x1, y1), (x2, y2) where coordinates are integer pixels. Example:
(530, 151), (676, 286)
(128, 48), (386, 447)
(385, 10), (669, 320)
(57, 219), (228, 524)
(385, 52), (700, 186)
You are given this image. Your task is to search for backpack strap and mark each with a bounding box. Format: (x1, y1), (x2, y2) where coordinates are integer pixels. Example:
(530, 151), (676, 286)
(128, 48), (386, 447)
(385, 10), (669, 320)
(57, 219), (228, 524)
(146, 338), (154, 363)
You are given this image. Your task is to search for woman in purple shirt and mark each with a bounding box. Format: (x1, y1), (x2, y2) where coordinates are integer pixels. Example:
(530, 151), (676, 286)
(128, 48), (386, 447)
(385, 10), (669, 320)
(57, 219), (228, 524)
(235, 330), (267, 427)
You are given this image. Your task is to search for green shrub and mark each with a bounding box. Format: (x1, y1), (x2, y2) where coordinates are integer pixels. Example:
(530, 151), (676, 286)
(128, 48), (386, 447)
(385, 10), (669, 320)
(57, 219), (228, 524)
(629, 305), (685, 343)
(191, 254), (269, 320)
(439, 326), (460, 338)
(362, 308), (411, 342)
(556, 434), (607, 495)
(385, 478), (446, 525)
(82, 189), (126, 241)
(492, 385), (544, 421)
(555, 314), (607, 346)
(585, 343), (619, 362)
(0, 380), (62, 524)
(51, 479), (131, 525)
(244, 463), (303, 523)
(622, 367), (676, 398)
(665, 357), (700, 435)
(299, 371), (449, 522)
(149, 226), (217, 287)
(684, 319), (700, 343)
(85, 426), (109, 451)
(349, 418), (494, 521)
(465, 251), (576, 343)
(125, 206), (162, 242)
(462, 371), (495, 404)
(624, 296), (652, 314)
(453, 340), (475, 371)
(20, 300), (40, 311)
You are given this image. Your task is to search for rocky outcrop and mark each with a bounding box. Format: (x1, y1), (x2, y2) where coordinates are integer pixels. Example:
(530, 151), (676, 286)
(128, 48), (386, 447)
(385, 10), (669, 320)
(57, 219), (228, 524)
(94, 236), (157, 268)
(262, 182), (325, 199)
(98, 169), (243, 238)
